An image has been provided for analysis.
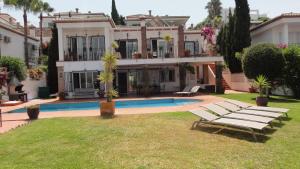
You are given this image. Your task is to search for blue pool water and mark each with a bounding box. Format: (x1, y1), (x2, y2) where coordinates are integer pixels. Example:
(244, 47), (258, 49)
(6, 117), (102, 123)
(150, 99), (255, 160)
(10, 98), (200, 113)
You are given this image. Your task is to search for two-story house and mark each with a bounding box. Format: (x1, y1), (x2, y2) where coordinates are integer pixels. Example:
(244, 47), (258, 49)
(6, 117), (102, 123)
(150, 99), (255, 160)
(50, 11), (223, 98)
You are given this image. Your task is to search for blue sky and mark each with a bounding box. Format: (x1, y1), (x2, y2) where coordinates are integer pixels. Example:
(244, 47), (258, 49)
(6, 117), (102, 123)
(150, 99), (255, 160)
(0, 0), (299, 26)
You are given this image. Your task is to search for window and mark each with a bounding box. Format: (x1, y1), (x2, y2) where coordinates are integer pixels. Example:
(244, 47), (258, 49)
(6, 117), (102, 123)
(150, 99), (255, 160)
(67, 36), (87, 61)
(160, 69), (175, 82)
(90, 36), (105, 60)
(185, 41), (199, 55)
(126, 40), (138, 59)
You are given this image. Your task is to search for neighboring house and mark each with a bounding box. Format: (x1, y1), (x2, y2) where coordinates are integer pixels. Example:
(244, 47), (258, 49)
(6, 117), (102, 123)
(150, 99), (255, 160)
(47, 10), (222, 99)
(251, 13), (300, 46)
(0, 13), (39, 67)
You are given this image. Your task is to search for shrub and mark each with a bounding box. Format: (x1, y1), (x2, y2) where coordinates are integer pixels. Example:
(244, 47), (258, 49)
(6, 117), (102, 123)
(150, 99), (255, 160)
(242, 43), (285, 81)
(0, 56), (27, 81)
(282, 45), (300, 98)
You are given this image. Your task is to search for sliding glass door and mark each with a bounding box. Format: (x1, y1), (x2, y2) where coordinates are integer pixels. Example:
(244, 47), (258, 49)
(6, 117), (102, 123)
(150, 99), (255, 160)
(72, 71), (99, 91)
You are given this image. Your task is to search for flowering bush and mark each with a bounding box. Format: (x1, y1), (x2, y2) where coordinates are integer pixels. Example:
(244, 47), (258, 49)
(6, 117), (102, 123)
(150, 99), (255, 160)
(277, 43), (288, 49)
(28, 67), (44, 80)
(200, 26), (215, 45)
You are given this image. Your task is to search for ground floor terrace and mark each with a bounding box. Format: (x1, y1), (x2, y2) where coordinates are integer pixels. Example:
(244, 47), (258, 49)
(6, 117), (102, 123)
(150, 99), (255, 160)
(61, 62), (219, 99)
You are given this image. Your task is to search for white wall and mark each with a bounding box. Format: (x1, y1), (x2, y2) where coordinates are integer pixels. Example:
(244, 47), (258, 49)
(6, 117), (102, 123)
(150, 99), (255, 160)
(22, 73), (47, 100)
(0, 27), (39, 61)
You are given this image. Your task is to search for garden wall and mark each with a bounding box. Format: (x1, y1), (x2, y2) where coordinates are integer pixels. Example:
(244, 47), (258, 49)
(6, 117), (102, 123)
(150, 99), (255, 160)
(222, 69), (251, 92)
(21, 73), (47, 100)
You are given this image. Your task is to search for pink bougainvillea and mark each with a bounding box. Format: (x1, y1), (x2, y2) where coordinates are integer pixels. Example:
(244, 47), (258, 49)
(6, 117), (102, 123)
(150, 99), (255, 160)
(277, 43), (288, 49)
(200, 26), (215, 45)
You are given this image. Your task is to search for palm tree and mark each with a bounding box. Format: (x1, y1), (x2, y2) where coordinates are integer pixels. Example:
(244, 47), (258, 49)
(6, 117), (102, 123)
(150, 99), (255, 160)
(205, 0), (222, 20)
(163, 35), (172, 58)
(38, 2), (54, 58)
(4, 0), (47, 67)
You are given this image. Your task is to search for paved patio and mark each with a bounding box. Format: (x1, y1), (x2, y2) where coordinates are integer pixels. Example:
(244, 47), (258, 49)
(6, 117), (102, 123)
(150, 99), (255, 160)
(0, 95), (224, 134)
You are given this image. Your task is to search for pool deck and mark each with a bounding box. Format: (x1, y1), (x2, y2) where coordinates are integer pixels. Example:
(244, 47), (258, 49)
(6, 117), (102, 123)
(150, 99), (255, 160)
(0, 95), (224, 134)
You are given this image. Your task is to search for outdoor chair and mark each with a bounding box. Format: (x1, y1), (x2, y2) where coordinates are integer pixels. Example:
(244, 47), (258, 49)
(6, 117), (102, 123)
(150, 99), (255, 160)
(215, 102), (284, 121)
(190, 109), (269, 141)
(175, 86), (191, 95)
(225, 99), (289, 117)
(201, 104), (275, 126)
(176, 86), (201, 96)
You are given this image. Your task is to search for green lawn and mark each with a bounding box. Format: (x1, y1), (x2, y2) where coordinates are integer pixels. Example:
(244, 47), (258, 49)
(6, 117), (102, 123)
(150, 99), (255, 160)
(0, 93), (299, 169)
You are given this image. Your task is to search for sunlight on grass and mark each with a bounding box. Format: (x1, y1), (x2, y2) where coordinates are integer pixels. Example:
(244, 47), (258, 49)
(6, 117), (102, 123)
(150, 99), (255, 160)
(0, 93), (299, 168)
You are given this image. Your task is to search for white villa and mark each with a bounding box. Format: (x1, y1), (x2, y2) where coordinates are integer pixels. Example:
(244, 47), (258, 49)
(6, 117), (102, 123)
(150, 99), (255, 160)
(251, 13), (300, 46)
(41, 10), (223, 99)
(0, 13), (39, 66)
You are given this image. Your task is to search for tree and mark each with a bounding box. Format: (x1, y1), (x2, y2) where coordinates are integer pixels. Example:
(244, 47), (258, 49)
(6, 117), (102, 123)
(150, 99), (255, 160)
(205, 0), (222, 20)
(282, 45), (300, 98)
(4, 0), (48, 68)
(47, 24), (59, 94)
(242, 43), (285, 82)
(232, 0), (251, 72)
(111, 0), (120, 25)
(38, 2), (54, 58)
(119, 15), (126, 25)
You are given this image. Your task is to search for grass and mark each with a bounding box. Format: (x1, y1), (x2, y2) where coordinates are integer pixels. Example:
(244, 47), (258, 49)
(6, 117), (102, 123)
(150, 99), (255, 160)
(0, 93), (299, 168)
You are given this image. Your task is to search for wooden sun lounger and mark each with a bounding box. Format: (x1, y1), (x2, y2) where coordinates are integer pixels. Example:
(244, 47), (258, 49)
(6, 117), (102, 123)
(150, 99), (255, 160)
(190, 109), (269, 141)
(225, 99), (289, 116)
(215, 102), (283, 122)
(202, 104), (275, 125)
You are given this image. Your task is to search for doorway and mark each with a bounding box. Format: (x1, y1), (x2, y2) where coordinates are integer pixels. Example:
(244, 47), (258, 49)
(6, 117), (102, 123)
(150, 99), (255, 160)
(118, 72), (128, 96)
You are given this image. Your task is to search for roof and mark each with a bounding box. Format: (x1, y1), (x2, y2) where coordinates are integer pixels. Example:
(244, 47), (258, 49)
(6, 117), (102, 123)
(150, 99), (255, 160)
(0, 24), (39, 41)
(251, 13), (300, 32)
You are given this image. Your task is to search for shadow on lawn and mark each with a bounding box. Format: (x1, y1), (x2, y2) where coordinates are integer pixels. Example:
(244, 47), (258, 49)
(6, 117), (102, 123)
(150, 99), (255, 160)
(192, 125), (278, 143)
(250, 97), (300, 103)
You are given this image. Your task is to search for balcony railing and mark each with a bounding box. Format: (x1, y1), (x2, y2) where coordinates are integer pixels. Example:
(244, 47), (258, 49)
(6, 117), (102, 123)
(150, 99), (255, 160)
(64, 49), (105, 61)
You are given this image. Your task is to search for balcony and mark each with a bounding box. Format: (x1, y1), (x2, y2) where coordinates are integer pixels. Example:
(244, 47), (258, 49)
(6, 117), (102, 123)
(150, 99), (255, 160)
(64, 49), (105, 61)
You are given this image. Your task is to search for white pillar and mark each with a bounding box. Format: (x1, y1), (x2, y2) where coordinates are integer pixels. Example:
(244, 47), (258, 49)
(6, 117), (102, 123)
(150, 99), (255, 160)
(104, 28), (111, 53)
(283, 24), (289, 45)
(57, 27), (64, 61)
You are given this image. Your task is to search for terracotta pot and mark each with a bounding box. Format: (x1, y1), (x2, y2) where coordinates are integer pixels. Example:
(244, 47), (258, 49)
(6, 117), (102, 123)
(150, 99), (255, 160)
(256, 96), (268, 107)
(27, 107), (40, 120)
(208, 50), (215, 56)
(100, 101), (115, 118)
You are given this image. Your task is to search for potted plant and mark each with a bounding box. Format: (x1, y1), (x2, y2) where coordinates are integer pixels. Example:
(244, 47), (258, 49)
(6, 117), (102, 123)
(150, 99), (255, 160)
(99, 42), (119, 118)
(253, 75), (271, 106)
(27, 105), (40, 120)
(59, 92), (65, 100)
(184, 50), (191, 57)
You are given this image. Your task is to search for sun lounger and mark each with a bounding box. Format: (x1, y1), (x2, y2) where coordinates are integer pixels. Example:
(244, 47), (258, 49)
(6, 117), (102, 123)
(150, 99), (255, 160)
(225, 99), (289, 116)
(202, 104), (275, 125)
(215, 102), (283, 121)
(175, 86), (191, 95)
(176, 86), (201, 96)
(190, 109), (269, 141)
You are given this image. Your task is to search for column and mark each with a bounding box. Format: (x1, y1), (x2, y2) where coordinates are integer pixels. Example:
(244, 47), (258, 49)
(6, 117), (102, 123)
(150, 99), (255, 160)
(57, 27), (64, 61)
(215, 61), (224, 94)
(283, 24), (289, 45)
(104, 28), (111, 53)
(57, 66), (65, 93)
(141, 26), (147, 58)
(177, 25), (185, 58)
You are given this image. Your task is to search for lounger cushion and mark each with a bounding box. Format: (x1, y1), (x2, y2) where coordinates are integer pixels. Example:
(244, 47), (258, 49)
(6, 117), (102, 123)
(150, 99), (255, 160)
(214, 118), (268, 130)
(237, 109), (282, 118)
(224, 113), (274, 123)
(190, 109), (219, 121)
(247, 106), (289, 113)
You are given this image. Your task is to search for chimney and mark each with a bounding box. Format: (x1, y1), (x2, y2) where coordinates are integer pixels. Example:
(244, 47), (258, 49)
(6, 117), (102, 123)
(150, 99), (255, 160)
(148, 10), (152, 16)
(190, 24), (194, 29)
(9, 17), (13, 24)
(75, 8), (79, 13)
(16, 22), (20, 29)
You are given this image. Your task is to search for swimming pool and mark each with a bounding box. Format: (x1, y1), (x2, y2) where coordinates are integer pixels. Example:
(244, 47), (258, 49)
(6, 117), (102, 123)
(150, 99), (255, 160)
(10, 98), (200, 113)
